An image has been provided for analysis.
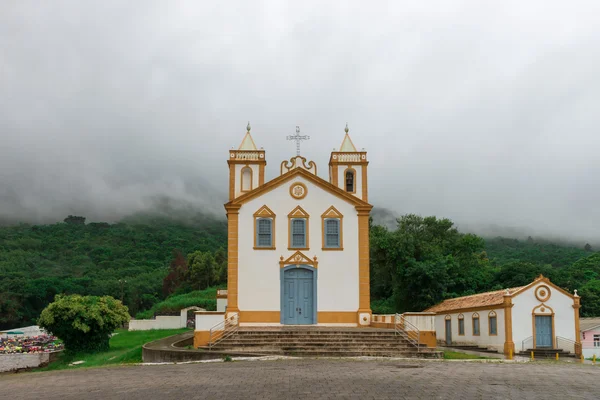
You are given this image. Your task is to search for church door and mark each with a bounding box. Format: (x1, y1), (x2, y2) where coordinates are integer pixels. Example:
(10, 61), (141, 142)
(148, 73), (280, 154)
(282, 267), (315, 325)
(535, 316), (553, 348)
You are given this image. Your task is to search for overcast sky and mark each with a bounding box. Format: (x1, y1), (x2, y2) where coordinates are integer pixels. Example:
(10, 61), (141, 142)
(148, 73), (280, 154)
(1, 1), (599, 240)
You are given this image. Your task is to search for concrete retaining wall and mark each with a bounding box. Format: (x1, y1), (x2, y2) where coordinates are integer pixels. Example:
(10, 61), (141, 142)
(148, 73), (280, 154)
(129, 307), (205, 331)
(0, 351), (61, 373)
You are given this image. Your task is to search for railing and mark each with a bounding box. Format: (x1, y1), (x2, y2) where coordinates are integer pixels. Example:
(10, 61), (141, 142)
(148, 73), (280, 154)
(521, 336), (533, 351)
(395, 313), (421, 353)
(230, 151), (263, 160)
(556, 336), (577, 354)
(208, 312), (239, 350)
(333, 153), (364, 162)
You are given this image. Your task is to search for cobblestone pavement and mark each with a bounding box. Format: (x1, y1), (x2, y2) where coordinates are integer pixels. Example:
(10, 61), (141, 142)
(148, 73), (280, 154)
(2, 359), (599, 400)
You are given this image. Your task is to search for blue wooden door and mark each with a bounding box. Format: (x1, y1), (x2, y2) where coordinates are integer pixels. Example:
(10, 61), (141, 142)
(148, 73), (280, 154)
(445, 320), (452, 345)
(282, 268), (314, 324)
(535, 316), (553, 348)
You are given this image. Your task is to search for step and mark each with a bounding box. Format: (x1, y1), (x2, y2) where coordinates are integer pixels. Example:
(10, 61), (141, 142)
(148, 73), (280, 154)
(241, 349), (442, 358)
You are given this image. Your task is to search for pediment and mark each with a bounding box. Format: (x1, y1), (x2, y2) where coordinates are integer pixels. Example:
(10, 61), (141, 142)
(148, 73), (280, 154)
(321, 205), (343, 219)
(288, 205), (309, 218)
(253, 205), (275, 217)
(279, 251), (318, 268)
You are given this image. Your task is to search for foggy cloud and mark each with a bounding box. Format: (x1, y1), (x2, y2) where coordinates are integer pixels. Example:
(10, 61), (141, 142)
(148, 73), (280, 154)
(1, 1), (599, 241)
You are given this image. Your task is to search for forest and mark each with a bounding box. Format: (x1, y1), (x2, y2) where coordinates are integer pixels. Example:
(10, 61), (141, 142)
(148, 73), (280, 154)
(0, 211), (599, 330)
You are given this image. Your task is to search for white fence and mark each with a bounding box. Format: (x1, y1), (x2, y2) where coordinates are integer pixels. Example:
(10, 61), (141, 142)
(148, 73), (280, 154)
(129, 307), (205, 331)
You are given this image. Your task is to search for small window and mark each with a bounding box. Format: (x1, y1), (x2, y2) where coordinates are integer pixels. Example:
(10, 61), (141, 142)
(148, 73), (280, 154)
(241, 167), (252, 192)
(256, 218), (273, 247)
(291, 218), (306, 248)
(473, 315), (480, 336)
(458, 319), (465, 336)
(594, 335), (600, 348)
(325, 219), (340, 248)
(489, 316), (497, 335)
(345, 170), (354, 192)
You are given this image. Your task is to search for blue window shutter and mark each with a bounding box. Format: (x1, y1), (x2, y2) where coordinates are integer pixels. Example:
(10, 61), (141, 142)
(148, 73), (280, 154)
(325, 218), (340, 248)
(291, 218), (306, 248)
(257, 218), (272, 247)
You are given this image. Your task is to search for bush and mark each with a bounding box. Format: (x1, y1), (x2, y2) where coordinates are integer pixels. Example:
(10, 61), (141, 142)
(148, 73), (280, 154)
(38, 294), (130, 353)
(135, 288), (218, 319)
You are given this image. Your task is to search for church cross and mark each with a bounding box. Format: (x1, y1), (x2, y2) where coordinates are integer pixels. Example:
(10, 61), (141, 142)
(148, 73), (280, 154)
(287, 126), (310, 156)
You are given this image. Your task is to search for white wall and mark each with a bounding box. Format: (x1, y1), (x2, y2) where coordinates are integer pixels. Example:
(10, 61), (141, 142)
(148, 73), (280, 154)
(217, 298), (227, 312)
(435, 308), (505, 351)
(129, 316), (181, 331)
(0, 352), (56, 373)
(511, 282), (576, 351)
(336, 165), (362, 200)
(403, 313), (436, 331)
(195, 313), (226, 331)
(238, 174), (359, 313)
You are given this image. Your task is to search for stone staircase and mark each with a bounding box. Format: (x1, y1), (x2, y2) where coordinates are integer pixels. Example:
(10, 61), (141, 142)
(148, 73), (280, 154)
(447, 345), (499, 354)
(518, 348), (576, 358)
(210, 327), (442, 358)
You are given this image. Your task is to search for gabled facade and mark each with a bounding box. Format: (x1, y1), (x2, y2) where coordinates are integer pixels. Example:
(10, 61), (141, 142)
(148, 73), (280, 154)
(426, 275), (582, 357)
(223, 124), (373, 328)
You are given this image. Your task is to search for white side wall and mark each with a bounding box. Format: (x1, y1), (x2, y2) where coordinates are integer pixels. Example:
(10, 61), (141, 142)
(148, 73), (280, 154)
(511, 282), (576, 350)
(129, 316), (182, 331)
(435, 308), (505, 351)
(217, 298), (228, 312)
(238, 175), (359, 314)
(336, 165), (362, 200)
(0, 352), (55, 373)
(195, 313), (226, 331)
(234, 164), (260, 199)
(403, 313), (436, 331)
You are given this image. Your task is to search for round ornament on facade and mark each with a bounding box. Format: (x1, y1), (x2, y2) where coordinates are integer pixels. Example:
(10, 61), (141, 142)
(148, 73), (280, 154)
(535, 285), (551, 302)
(289, 182), (308, 199)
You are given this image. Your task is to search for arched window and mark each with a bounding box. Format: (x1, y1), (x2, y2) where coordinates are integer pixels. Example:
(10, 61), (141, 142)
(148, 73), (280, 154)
(489, 311), (498, 336)
(241, 167), (253, 192)
(458, 314), (465, 336)
(345, 169), (355, 193)
(472, 313), (480, 336)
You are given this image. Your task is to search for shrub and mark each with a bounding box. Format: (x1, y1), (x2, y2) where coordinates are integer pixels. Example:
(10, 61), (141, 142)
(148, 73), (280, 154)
(38, 294), (130, 353)
(135, 288), (218, 319)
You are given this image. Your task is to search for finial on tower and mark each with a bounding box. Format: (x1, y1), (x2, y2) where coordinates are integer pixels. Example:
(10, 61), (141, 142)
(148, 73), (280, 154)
(247, 121), (251, 132)
(344, 123), (349, 133)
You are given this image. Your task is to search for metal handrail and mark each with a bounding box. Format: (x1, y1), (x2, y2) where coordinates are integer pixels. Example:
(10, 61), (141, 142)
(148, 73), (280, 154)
(208, 312), (239, 350)
(394, 313), (421, 353)
(521, 336), (533, 351)
(556, 336), (577, 353)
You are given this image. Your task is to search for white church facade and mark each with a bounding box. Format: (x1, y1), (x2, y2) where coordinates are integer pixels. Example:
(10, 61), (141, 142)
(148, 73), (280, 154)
(211, 124), (372, 334)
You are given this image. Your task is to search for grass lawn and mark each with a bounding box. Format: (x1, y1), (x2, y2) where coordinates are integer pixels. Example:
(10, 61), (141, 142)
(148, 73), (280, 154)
(34, 328), (190, 372)
(443, 350), (490, 360)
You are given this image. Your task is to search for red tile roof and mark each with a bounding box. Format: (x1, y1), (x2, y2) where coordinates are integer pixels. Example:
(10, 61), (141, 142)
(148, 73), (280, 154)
(425, 287), (525, 313)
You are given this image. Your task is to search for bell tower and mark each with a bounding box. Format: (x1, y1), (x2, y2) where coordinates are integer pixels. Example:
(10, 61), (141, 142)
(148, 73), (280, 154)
(329, 124), (368, 202)
(228, 122), (266, 200)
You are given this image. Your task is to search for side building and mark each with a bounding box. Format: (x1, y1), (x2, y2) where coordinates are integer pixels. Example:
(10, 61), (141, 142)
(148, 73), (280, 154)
(425, 275), (582, 357)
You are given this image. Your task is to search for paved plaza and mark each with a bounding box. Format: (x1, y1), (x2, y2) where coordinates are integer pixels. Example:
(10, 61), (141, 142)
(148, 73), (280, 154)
(1, 359), (599, 399)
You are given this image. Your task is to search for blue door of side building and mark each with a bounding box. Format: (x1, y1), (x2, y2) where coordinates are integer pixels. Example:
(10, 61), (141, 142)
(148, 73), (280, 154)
(535, 316), (553, 348)
(282, 268), (315, 325)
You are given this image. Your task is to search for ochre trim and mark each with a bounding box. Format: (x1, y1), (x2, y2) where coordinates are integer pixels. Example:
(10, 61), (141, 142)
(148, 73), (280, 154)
(430, 304), (503, 315)
(288, 206), (310, 250)
(503, 295), (515, 356)
(574, 296), (582, 356)
(239, 311), (280, 323)
(318, 312), (357, 324)
(358, 212), (371, 312)
(343, 167), (357, 194)
(280, 156), (317, 176)
(228, 163), (235, 201)
(511, 275), (575, 300)
(321, 206), (344, 251)
(361, 164), (368, 202)
(226, 210), (239, 313)
(253, 205), (276, 250)
(194, 311), (225, 315)
(279, 251), (318, 269)
(534, 285), (551, 302)
(289, 182), (308, 199)
(259, 163), (265, 186)
(240, 165), (253, 193)
(331, 165), (338, 188)
(194, 330), (211, 348)
(226, 167), (372, 208)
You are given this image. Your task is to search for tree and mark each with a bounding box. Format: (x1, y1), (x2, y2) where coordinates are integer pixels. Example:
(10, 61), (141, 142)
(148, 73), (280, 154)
(162, 250), (189, 296)
(38, 294), (129, 353)
(579, 280), (600, 317)
(64, 215), (86, 225)
(188, 251), (216, 290)
(584, 243), (593, 252)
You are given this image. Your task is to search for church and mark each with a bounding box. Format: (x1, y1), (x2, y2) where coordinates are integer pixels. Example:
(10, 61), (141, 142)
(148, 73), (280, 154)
(220, 123), (372, 328)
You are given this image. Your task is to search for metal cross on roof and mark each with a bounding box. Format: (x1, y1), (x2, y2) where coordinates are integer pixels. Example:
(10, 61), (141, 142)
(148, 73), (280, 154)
(286, 126), (310, 156)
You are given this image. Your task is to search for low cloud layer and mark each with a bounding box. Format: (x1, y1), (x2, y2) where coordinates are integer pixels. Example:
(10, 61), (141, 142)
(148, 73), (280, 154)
(1, 1), (599, 241)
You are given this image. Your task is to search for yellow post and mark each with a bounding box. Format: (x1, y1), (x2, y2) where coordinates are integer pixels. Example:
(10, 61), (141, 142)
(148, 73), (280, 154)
(594, 355), (596, 365)
(581, 354), (585, 363)
(555, 352), (559, 361)
(508, 349), (513, 360)
(531, 351), (534, 361)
